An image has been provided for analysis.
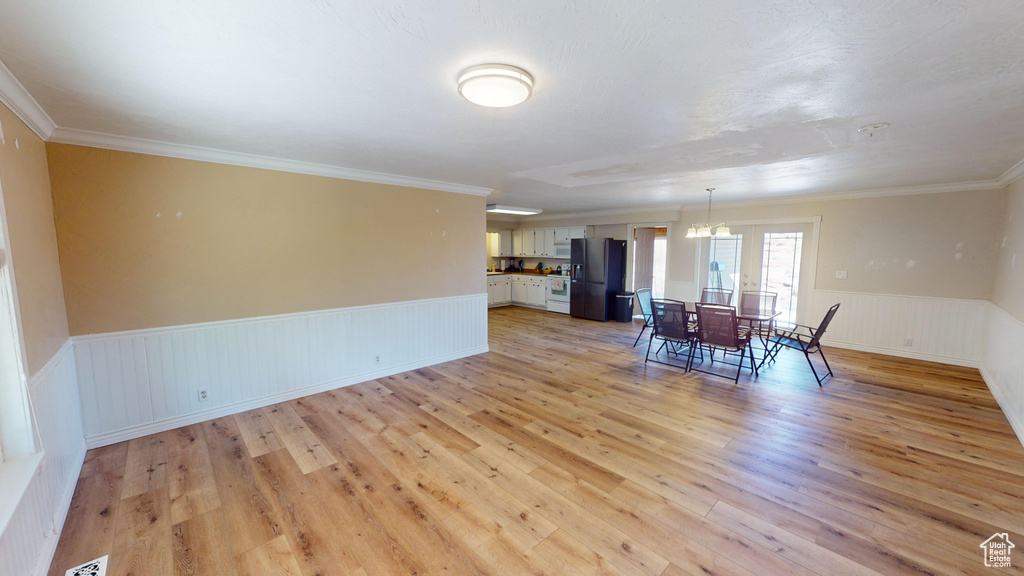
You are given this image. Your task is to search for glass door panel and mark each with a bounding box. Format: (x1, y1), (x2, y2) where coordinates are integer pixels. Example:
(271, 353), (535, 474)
(700, 222), (813, 323)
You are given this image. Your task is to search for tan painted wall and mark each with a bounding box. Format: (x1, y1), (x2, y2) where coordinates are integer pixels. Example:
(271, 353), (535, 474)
(0, 104), (69, 376)
(667, 189), (1003, 300)
(993, 179), (1024, 321)
(47, 144), (485, 335)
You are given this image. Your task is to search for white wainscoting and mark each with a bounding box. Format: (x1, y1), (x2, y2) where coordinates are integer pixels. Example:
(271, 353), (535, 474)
(980, 303), (1024, 447)
(0, 340), (86, 576)
(75, 294), (489, 448)
(810, 290), (989, 367)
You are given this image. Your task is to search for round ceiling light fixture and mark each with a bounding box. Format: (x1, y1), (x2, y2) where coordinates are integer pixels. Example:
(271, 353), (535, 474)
(458, 64), (533, 108)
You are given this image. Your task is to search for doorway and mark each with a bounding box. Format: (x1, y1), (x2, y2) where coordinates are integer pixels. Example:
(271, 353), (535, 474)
(700, 222), (815, 324)
(633, 226), (667, 298)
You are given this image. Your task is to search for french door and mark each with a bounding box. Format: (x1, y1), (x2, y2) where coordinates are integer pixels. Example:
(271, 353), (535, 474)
(699, 222), (814, 324)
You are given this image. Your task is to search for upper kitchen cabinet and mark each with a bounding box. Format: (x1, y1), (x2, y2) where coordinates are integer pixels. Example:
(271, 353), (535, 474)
(523, 229), (536, 256)
(499, 230), (513, 256)
(506, 226), (589, 258)
(539, 228), (556, 257)
(488, 230), (515, 257)
(487, 232), (500, 257)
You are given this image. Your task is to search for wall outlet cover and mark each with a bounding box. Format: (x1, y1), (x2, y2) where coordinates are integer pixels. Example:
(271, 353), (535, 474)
(198, 389), (209, 402)
(66, 555), (108, 576)
(835, 270), (848, 279)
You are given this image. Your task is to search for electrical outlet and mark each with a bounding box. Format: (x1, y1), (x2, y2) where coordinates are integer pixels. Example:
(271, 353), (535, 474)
(198, 389), (209, 402)
(374, 355), (381, 364)
(835, 270), (848, 279)
(904, 337), (913, 346)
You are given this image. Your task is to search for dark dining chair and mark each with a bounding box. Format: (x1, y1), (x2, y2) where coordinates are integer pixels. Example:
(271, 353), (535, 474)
(739, 291), (777, 316)
(690, 304), (757, 383)
(767, 303), (840, 386)
(739, 291), (777, 336)
(632, 288), (654, 347)
(645, 299), (699, 370)
(701, 287), (733, 305)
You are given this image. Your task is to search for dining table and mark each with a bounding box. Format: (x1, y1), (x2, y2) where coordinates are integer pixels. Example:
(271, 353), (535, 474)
(671, 301), (782, 369)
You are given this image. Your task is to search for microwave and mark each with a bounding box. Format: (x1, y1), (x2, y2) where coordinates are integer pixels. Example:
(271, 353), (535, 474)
(554, 244), (571, 259)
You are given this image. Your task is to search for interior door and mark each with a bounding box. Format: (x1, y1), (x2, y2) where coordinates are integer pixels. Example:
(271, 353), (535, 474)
(700, 222), (814, 324)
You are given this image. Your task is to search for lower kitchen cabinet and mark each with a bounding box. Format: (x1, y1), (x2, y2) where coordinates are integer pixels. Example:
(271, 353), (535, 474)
(488, 274), (547, 308)
(487, 275), (513, 306)
(512, 277), (528, 303)
(526, 278), (546, 307)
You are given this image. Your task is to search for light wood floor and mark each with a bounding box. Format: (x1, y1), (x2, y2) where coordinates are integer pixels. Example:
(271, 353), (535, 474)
(49, 306), (1024, 576)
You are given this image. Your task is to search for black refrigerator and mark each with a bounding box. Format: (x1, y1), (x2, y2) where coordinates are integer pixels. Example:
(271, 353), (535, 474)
(570, 238), (627, 321)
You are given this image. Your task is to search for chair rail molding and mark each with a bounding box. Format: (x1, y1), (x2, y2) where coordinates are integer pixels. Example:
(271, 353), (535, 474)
(72, 294), (488, 448)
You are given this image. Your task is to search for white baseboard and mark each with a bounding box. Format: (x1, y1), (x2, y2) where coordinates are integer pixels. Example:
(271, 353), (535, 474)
(84, 345), (488, 448)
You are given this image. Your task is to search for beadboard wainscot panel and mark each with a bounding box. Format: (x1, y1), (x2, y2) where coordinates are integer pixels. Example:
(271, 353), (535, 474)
(980, 303), (1024, 448)
(0, 340), (86, 576)
(810, 290), (989, 367)
(75, 294), (489, 447)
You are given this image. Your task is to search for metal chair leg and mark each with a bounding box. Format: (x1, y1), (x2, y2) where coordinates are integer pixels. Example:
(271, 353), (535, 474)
(818, 347), (834, 380)
(803, 347), (824, 386)
(645, 334), (655, 363)
(633, 323), (649, 347)
(734, 346), (746, 384)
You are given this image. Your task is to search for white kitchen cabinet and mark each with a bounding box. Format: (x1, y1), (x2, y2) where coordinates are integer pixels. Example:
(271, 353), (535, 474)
(569, 226), (587, 239)
(499, 230), (513, 256)
(554, 227), (570, 243)
(540, 228), (556, 257)
(503, 277), (512, 302)
(512, 230), (523, 257)
(527, 278), (547, 307)
(487, 232), (501, 257)
(512, 277), (529, 303)
(487, 275), (513, 307)
(523, 230), (536, 256)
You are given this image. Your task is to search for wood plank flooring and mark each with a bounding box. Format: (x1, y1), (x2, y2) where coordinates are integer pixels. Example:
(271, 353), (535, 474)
(48, 306), (1024, 576)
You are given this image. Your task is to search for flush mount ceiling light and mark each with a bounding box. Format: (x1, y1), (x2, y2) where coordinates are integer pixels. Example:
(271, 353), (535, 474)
(486, 204), (543, 215)
(458, 64), (533, 107)
(685, 188), (731, 238)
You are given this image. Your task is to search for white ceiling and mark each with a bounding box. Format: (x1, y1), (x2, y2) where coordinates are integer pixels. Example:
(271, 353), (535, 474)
(1, 1), (1022, 213)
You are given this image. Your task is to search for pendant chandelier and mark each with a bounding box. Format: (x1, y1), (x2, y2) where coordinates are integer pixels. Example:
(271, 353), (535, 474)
(685, 188), (731, 238)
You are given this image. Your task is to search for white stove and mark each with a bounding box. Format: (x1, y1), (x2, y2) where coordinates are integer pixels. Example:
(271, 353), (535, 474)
(546, 274), (570, 314)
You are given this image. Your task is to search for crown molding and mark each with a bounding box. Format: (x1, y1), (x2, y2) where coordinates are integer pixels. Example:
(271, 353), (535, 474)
(679, 179), (1005, 211)
(998, 157), (1024, 187)
(0, 59), (56, 140)
(48, 127), (493, 197)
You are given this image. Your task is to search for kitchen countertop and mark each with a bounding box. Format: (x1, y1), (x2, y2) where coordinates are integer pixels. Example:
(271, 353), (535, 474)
(487, 271), (570, 277)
